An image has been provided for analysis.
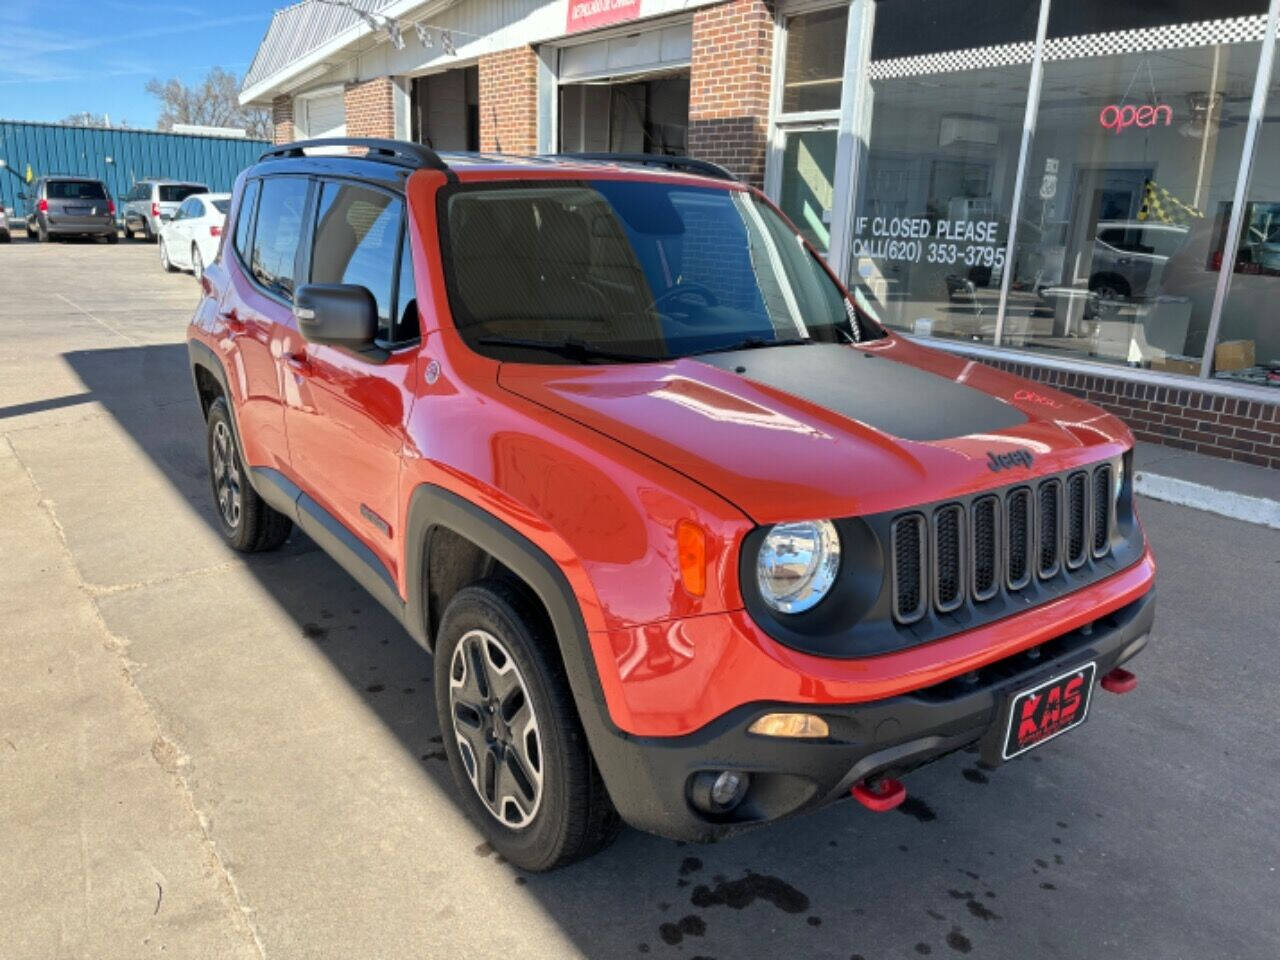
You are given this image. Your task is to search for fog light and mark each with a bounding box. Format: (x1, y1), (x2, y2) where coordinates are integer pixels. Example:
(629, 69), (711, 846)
(747, 712), (830, 739)
(689, 769), (750, 813)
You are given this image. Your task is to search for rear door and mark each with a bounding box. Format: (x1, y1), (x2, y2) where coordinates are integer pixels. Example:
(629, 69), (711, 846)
(282, 178), (420, 586)
(219, 176), (310, 473)
(47, 180), (111, 229)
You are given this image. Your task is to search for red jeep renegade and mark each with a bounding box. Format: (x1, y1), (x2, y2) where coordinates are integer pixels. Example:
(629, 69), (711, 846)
(187, 139), (1155, 871)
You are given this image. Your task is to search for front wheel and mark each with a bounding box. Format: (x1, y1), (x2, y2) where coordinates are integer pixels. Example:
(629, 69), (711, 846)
(435, 579), (620, 871)
(205, 397), (291, 552)
(191, 244), (204, 280)
(159, 239), (177, 272)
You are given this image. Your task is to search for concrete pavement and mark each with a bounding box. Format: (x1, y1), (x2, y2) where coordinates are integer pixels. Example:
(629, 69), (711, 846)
(2, 237), (1278, 959)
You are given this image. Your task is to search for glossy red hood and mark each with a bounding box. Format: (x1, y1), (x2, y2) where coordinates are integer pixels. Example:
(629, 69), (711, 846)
(498, 336), (1131, 524)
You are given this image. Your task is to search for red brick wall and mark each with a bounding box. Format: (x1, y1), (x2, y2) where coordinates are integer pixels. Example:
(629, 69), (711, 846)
(272, 96), (294, 145)
(980, 357), (1280, 469)
(689, 0), (775, 188)
(344, 77), (396, 140)
(478, 47), (538, 154)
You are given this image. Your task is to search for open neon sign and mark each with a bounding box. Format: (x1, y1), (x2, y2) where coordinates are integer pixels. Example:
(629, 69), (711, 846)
(1099, 103), (1173, 134)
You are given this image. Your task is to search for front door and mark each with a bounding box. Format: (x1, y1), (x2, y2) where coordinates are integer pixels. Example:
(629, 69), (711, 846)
(282, 179), (420, 587)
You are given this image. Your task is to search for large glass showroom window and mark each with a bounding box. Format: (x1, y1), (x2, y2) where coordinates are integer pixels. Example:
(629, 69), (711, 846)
(852, 0), (1041, 343)
(772, 4), (848, 254)
(1214, 31), (1280, 389)
(1006, 2), (1268, 375)
(849, 0), (1278, 387)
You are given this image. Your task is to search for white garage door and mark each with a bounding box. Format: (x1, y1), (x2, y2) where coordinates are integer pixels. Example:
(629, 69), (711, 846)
(302, 93), (346, 139)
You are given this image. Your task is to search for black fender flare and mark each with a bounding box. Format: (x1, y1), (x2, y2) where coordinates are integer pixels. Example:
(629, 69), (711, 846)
(403, 483), (626, 745)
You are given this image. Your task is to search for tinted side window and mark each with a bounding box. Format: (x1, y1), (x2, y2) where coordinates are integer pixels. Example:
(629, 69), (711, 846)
(233, 180), (260, 263)
(394, 233), (418, 343)
(310, 181), (403, 337)
(251, 177), (308, 300)
(189, 200), (205, 218)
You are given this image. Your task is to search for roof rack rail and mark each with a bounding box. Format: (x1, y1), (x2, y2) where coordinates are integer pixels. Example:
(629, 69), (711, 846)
(259, 138), (455, 179)
(550, 152), (737, 182)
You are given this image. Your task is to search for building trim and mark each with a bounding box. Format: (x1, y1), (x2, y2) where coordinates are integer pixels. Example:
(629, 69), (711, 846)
(909, 337), (1280, 406)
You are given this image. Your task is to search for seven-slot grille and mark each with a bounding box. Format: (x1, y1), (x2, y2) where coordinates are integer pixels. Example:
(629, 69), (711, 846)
(891, 464), (1115, 624)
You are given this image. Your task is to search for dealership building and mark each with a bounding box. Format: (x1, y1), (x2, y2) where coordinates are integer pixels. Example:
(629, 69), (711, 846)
(242, 0), (1280, 466)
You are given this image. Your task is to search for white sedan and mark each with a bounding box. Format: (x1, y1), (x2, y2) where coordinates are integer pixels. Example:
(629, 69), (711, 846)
(159, 192), (230, 280)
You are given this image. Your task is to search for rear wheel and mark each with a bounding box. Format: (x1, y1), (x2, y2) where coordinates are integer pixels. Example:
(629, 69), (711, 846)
(142, 218), (154, 243)
(37, 222), (49, 243)
(435, 579), (620, 871)
(205, 397), (291, 552)
(105, 230), (119, 245)
(123, 221), (134, 240)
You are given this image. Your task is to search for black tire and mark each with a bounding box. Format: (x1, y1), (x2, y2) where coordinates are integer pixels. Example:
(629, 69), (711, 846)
(123, 222), (134, 240)
(205, 397), (291, 552)
(142, 218), (154, 243)
(37, 221), (49, 243)
(435, 579), (620, 871)
(192, 244), (204, 280)
(159, 239), (177, 273)
(105, 230), (119, 245)
(0, 231), (10, 244)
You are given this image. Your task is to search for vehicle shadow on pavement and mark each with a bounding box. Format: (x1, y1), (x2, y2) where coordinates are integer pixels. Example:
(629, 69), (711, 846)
(52, 342), (1240, 960)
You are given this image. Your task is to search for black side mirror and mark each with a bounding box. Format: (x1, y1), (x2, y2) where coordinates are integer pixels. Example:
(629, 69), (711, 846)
(294, 284), (379, 352)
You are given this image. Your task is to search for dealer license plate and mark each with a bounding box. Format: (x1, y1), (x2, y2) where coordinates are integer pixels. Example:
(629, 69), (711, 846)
(1000, 662), (1097, 761)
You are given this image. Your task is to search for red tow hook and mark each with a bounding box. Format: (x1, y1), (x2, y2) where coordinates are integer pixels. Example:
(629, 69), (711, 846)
(1101, 666), (1138, 694)
(852, 777), (906, 813)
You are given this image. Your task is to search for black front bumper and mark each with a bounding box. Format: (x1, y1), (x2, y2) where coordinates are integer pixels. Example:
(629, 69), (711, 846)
(592, 590), (1155, 842)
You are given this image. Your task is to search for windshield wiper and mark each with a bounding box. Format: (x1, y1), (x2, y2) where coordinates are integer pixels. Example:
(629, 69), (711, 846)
(477, 336), (662, 364)
(685, 335), (812, 357)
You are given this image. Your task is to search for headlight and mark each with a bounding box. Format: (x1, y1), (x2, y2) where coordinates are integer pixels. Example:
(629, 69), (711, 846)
(755, 520), (841, 614)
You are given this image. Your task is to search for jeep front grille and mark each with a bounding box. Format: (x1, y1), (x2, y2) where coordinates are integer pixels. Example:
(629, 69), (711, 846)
(1092, 465), (1112, 556)
(932, 504), (965, 613)
(971, 495), (999, 602)
(1065, 472), (1088, 569)
(889, 463), (1115, 624)
(1006, 487), (1032, 591)
(890, 514), (927, 625)
(1037, 479), (1062, 579)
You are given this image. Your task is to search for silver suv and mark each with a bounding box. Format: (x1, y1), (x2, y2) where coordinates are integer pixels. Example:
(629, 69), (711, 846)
(122, 179), (208, 242)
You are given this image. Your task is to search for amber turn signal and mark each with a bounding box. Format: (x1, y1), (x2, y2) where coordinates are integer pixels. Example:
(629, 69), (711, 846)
(747, 712), (830, 739)
(676, 520), (706, 597)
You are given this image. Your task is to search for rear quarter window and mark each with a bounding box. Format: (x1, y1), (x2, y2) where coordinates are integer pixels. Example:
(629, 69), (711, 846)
(233, 180), (260, 264)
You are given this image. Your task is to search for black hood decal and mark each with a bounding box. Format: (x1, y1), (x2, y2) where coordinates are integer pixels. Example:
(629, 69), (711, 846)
(694, 343), (1028, 442)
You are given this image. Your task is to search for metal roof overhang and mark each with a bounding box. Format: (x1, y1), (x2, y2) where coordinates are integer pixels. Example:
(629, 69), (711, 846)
(240, 0), (455, 106)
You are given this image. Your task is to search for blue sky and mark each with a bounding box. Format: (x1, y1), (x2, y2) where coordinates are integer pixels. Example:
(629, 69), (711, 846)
(0, 1), (276, 127)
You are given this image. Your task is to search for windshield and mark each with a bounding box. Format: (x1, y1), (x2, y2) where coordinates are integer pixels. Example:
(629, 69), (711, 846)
(160, 184), (207, 202)
(440, 180), (880, 363)
(48, 180), (106, 200)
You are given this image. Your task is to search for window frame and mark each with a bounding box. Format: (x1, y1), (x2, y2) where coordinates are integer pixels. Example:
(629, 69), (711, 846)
(307, 175), (420, 349)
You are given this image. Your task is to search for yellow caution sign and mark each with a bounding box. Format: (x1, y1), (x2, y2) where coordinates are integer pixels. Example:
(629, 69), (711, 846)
(24, 163), (34, 183)
(1137, 180), (1203, 225)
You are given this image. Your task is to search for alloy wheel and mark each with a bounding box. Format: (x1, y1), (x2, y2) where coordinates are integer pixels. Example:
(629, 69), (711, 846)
(211, 419), (242, 529)
(448, 628), (544, 829)
(160, 240), (170, 271)
(192, 245), (203, 280)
